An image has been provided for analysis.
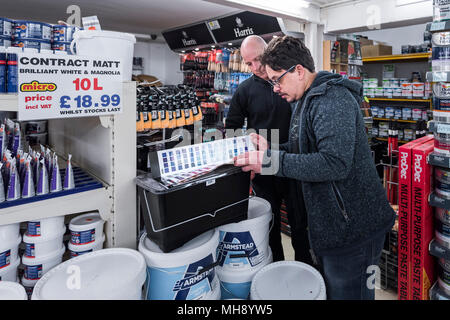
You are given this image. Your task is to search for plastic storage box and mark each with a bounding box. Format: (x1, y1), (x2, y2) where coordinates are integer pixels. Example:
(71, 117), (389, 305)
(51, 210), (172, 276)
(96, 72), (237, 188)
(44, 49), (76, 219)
(136, 165), (250, 252)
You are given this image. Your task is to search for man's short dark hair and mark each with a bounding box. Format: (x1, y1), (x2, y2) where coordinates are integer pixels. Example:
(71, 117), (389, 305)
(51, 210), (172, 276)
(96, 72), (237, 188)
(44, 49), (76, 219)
(261, 36), (315, 73)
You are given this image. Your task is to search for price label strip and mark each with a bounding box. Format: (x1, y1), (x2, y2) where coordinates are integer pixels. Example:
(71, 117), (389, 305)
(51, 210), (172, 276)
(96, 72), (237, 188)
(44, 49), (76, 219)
(17, 52), (123, 121)
(156, 136), (254, 187)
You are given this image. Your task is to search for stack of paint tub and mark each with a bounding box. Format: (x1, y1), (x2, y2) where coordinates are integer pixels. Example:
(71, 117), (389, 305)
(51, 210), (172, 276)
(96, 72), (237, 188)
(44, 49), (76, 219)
(21, 216), (66, 298)
(138, 229), (221, 300)
(0, 223), (21, 282)
(68, 212), (105, 258)
(215, 197), (273, 300)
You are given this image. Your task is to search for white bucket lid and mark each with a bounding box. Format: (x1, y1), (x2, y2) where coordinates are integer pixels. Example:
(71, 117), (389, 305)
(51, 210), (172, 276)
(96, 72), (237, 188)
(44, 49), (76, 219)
(21, 275), (38, 288)
(21, 245), (65, 266)
(218, 197), (272, 232)
(69, 212), (104, 232)
(138, 229), (219, 269)
(23, 226), (66, 244)
(73, 30), (136, 43)
(0, 234), (22, 252)
(0, 281), (27, 300)
(0, 258), (20, 276)
(31, 248), (146, 300)
(217, 246), (273, 283)
(250, 261), (326, 300)
(68, 233), (105, 252)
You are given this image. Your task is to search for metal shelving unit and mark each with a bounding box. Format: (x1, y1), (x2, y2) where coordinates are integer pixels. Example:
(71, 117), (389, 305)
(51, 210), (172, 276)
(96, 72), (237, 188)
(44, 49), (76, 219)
(0, 81), (137, 249)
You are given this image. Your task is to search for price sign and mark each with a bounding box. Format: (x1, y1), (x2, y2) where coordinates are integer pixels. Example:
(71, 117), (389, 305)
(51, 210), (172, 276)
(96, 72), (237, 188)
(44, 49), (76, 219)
(18, 52), (123, 121)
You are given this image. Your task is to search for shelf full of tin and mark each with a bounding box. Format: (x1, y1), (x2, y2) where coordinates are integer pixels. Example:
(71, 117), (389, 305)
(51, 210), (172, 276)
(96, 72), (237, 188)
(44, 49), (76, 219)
(0, 81), (137, 249)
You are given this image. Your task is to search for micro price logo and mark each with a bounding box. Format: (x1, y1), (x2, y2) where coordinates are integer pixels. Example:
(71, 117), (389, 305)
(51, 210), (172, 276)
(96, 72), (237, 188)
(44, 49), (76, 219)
(20, 81), (57, 92)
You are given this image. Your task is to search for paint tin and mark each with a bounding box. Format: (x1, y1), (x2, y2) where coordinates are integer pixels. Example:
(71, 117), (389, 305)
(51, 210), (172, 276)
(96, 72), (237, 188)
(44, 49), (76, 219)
(398, 130), (404, 140)
(0, 18), (13, 37)
(6, 48), (18, 93)
(13, 21), (52, 40)
(377, 107), (385, 118)
(384, 88), (393, 98)
(52, 25), (78, 42)
(394, 108), (402, 119)
(390, 78), (400, 88)
(12, 38), (51, 52)
(412, 82), (425, 97)
(385, 107), (395, 118)
(412, 108), (423, 120)
(432, 45), (450, 72)
(0, 48), (6, 93)
(402, 107), (412, 120)
(368, 78), (378, 87)
(434, 110), (450, 123)
(399, 78), (410, 85)
(0, 35), (11, 48)
(434, 0), (450, 22)
(375, 87), (384, 97)
(51, 41), (71, 54)
(401, 83), (413, 97)
(404, 129), (414, 141)
(393, 87), (402, 97)
(382, 79), (391, 88)
(366, 88), (375, 97)
(434, 132), (450, 155)
(370, 106), (378, 117)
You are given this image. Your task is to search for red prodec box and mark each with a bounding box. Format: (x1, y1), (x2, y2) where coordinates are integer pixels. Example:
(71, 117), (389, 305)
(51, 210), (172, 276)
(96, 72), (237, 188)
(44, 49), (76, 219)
(397, 135), (433, 300)
(411, 140), (436, 300)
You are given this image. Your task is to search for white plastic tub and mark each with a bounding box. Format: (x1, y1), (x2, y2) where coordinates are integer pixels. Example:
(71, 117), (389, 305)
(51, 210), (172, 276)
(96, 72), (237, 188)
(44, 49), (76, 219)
(70, 30), (136, 81)
(217, 247), (273, 300)
(250, 261), (327, 300)
(139, 229), (220, 300)
(31, 248), (146, 300)
(0, 223), (20, 241)
(22, 227), (65, 258)
(217, 197), (272, 271)
(68, 233), (105, 258)
(0, 234), (21, 268)
(69, 212), (104, 246)
(22, 246), (65, 281)
(0, 281), (27, 300)
(0, 258), (20, 282)
(27, 216), (65, 237)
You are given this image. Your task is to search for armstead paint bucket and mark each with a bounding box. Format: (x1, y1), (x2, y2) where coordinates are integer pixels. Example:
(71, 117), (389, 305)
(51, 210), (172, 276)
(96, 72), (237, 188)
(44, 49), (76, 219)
(68, 233), (105, 258)
(69, 212), (104, 246)
(250, 261), (326, 300)
(70, 30), (136, 81)
(0, 281), (27, 300)
(138, 229), (220, 300)
(218, 247), (273, 300)
(22, 226), (65, 258)
(31, 248), (146, 300)
(216, 197), (272, 272)
(0, 234), (22, 269)
(13, 21), (52, 40)
(0, 257), (20, 281)
(26, 216), (65, 237)
(21, 245), (65, 281)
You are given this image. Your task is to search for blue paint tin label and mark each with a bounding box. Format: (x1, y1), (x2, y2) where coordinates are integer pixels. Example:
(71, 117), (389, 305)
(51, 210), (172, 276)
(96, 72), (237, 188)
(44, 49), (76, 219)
(71, 228), (96, 245)
(0, 249), (11, 269)
(12, 38), (51, 51)
(24, 264), (42, 280)
(0, 19), (13, 37)
(0, 36), (11, 48)
(70, 249), (93, 258)
(27, 221), (41, 236)
(0, 52), (6, 93)
(24, 243), (35, 258)
(7, 52), (17, 93)
(13, 21), (52, 40)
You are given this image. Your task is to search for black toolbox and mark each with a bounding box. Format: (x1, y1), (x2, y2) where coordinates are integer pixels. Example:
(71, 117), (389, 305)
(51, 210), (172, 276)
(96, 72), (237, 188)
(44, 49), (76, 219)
(136, 165), (250, 252)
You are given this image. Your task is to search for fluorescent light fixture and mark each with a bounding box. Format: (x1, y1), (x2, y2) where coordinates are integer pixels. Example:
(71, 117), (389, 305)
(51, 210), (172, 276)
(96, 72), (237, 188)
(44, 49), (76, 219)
(228, 42), (233, 45)
(224, 0), (309, 9)
(396, 0), (428, 6)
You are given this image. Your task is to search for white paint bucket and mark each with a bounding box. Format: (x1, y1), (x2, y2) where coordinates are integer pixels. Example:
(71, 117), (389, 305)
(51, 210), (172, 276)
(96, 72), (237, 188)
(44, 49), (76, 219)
(22, 246), (65, 281)
(0, 258), (20, 281)
(22, 227), (65, 258)
(27, 216), (65, 237)
(218, 247), (273, 300)
(250, 261), (327, 300)
(0, 223), (20, 241)
(0, 234), (21, 269)
(68, 233), (105, 258)
(0, 281), (27, 300)
(138, 229), (220, 300)
(69, 212), (104, 246)
(216, 197), (272, 272)
(70, 30), (136, 81)
(31, 248), (146, 300)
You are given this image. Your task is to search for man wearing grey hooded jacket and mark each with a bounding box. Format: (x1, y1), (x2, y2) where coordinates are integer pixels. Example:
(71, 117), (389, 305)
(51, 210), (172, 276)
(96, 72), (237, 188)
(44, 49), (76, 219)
(234, 36), (396, 300)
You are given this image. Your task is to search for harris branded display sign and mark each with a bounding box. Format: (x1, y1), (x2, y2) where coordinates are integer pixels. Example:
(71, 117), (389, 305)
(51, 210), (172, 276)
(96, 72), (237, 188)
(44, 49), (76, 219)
(162, 23), (215, 51)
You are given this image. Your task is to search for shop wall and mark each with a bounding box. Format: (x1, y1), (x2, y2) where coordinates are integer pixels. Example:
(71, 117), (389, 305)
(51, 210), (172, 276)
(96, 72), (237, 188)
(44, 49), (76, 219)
(134, 40), (183, 86)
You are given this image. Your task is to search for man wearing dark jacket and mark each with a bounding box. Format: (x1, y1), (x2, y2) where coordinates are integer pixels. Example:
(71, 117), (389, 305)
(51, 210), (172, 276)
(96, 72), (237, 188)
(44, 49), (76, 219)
(234, 36), (396, 300)
(226, 35), (313, 264)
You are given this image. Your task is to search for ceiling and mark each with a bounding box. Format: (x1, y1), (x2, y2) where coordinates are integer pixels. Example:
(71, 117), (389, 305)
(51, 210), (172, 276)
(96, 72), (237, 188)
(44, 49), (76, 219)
(0, 0), (238, 37)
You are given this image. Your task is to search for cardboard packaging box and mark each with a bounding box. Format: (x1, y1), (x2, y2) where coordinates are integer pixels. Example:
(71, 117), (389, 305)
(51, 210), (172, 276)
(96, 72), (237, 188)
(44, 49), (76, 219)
(397, 135), (434, 300)
(361, 44), (393, 57)
(359, 37), (374, 46)
(411, 140), (436, 300)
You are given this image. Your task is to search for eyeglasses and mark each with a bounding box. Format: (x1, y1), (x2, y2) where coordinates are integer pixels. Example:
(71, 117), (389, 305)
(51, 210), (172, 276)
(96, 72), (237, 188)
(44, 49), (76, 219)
(268, 65), (296, 87)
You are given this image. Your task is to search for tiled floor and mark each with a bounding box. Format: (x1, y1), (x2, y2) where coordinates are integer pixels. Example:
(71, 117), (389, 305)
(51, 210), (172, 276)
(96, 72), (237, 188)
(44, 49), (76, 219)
(280, 233), (397, 300)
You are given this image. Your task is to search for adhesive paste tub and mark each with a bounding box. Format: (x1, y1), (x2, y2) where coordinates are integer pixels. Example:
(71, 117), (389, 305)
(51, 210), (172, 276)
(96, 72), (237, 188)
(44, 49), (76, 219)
(68, 233), (105, 258)
(22, 227), (65, 258)
(0, 234), (21, 269)
(218, 247), (273, 300)
(216, 197), (272, 272)
(22, 246), (65, 281)
(31, 248), (146, 300)
(0, 258), (20, 281)
(69, 212), (104, 246)
(250, 261), (327, 300)
(0, 281), (27, 300)
(27, 216), (65, 237)
(138, 229), (220, 300)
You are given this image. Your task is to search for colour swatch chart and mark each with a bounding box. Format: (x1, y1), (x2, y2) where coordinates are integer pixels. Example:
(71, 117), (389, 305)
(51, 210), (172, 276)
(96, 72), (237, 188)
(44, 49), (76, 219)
(157, 136), (255, 187)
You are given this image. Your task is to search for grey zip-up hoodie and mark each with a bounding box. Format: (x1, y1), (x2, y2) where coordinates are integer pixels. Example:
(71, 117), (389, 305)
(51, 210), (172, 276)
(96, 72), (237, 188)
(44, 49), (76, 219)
(265, 71), (396, 256)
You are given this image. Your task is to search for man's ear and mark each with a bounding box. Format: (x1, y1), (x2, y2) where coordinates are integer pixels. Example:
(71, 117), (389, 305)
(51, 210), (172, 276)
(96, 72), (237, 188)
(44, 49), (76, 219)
(295, 64), (304, 79)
